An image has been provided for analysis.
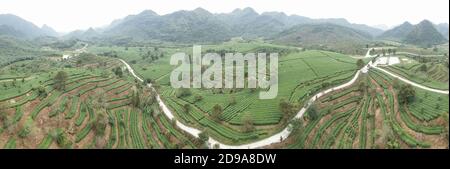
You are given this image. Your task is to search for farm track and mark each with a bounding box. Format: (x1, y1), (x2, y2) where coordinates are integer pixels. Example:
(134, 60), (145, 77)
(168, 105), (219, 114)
(373, 67), (449, 94)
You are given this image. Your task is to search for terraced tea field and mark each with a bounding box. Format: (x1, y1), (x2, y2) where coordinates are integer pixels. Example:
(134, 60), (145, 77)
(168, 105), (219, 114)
(271, 67), (448, 149)
(0, 56), (201, 149)
(380, 56), (448, 90)
(88, 42), (372, 145)
(0, 39), (448, 149)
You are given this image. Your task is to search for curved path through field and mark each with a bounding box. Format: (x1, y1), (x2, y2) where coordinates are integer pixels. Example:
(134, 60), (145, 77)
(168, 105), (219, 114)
(118, 48), (447, 149)
(118, 59), (203, 137)
(372, 66), (449, 94)
(0, 76), (35, 83)
(396, 51), (445, 57)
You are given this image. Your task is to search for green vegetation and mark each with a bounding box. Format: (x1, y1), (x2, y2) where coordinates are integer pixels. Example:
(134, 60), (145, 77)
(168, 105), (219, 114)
(379, 20), (448, 47)
(0, 51), (199, 149)
(88, 41), (364, 145)
(382, 60), (448, 90)
(0, 12), (448, 149)
(0, 36), (55, 66)
(275, 24), (371, 55)
(284, 67), (448, 149)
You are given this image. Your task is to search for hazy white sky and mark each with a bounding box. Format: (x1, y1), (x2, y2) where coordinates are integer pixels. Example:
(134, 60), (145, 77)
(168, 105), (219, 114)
(0, 0), (448, 32)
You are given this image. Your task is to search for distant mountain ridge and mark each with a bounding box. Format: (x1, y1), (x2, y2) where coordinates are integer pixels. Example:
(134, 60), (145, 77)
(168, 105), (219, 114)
(2, 8), (448, 46)
(84, 7), (384, 43)
(0, 14), (58, 38)
(380, 20), (448, 46)
(404, 20), (448, 46)
(379, 22), (415, 41)
(41, 24), (58, 37)
(0, 25), (25, 37)
(273, 23), (372, 54)
(435, 23), (449, 40)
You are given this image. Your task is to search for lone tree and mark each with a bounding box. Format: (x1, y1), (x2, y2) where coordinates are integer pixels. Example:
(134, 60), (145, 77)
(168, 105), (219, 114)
(92, 93), (109, 111)
(199, 131), (209, 142)
(76, 59), (82, 66)
(52, 129), (72, 149)
(194, 95), (203, 102)
(183, 104), (191, 113)
(36, 86), (47, 98)
(0, 112), (7, 129)
(307, 104), (319, 121)
(93, 112), (108, 137)
(198, 131), (209, 148)
(289, 119), (304, 133)
(398, 84), (416, 104)
(0, 103), (7, 128)
(211, 104), (223, 122)
(242, 113), (255, 133)
(229, 96), (237, 105)
(112, 67), (123, 77)
(130, 91), (141, 108)
(419, 64), (427, 72)
(176, 88), (192, 98)
(144, 78), (153, 84)
(392, 78), (401, 89)
(358, 81), (367, 93)
(279, 99), (294, 116)
(356, 59), (365, 69)
(54, 71), (68, 91)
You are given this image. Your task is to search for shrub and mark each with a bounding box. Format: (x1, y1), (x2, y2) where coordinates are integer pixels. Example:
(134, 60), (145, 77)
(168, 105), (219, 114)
(198, 132), (209, 144)
(279, 99), (294, 116)
(194, 95), (203, 102)
(398, 84), (415, 104)
(211, 104), (223, 122)
(176, 88), (192, 98)
(307, 104), (319, 121)
(54, 71), (68, 91)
